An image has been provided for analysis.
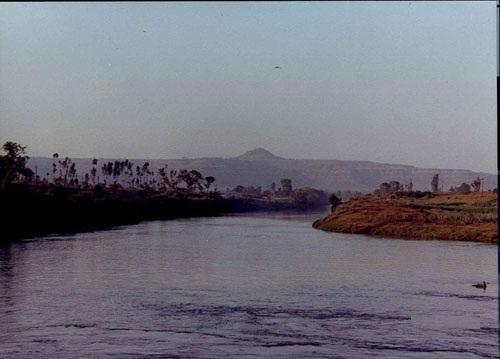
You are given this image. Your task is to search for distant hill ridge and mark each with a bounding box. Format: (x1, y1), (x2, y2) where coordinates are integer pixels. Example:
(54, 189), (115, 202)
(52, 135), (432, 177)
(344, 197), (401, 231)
(235, 148), (282, 160)
(28, 148), (497, 192)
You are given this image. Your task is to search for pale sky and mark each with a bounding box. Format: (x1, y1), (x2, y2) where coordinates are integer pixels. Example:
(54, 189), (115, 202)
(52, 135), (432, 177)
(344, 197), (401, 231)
(0, 2), (497, 172)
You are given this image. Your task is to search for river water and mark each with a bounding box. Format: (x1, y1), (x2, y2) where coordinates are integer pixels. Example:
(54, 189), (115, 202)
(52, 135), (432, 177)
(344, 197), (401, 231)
(0, 211), (498, 358)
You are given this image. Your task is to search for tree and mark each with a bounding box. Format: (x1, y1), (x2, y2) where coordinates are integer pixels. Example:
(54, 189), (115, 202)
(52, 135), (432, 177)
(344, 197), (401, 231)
(89, 158), (98, 185)
(431, 174), (439, 192)
(0, 141), (33, 191)
(83, 173), (90, 187)
(388, 181), (402, 193)
(407, 178), (413, 192)
(233, 185), (245, 193)
(58, 157), (73, 185)
(112, 161), (121, 183)
(280, 178), (293, 196)
(270, 182), (276, 192)
(204, 176), (215, 192)
(377, 182), (390, 194)
(471, 176), (481, 192)
(52, 153), (59, 182)
(68, 162), (77, 185)
(140, 162), (151, 188)
(178, 169), (203, 192)
(374, 181), (402, 195)
(291, 188), (328, 208)
(455, 183), (471, 193)
(190, 171), (203, 192)
(167, 169), (180, 190)
(328, 193), (342, 212)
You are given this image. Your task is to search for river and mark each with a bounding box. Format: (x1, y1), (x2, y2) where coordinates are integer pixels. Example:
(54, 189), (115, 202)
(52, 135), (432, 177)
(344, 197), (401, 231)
(0, 211), (497, 358)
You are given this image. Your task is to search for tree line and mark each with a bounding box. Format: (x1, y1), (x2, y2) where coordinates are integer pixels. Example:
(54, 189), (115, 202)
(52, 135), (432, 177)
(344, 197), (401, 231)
(373, 173), (493, 195)
(0, 141), (216, 194)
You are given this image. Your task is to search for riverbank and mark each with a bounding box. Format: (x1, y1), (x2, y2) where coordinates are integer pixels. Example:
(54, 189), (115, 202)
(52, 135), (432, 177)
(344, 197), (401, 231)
(312, 192), (498, 243)
(1, 183), (327, 241)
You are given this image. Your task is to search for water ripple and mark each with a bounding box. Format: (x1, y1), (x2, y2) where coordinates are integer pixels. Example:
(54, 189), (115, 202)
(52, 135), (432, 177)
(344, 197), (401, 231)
(416, 291), (498, 302)
(152, 303), (411, 322)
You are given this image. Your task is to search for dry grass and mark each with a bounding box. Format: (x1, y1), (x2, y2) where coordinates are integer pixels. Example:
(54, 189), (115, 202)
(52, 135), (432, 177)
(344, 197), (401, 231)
(313, 192), (498, 243)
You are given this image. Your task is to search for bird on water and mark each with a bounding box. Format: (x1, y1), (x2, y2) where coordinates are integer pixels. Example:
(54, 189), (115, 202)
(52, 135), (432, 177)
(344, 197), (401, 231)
(472, 281), (487, 290)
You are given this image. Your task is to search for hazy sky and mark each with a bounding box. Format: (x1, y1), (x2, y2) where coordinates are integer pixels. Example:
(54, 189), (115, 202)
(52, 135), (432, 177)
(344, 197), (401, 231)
(0, 2), (496, 172)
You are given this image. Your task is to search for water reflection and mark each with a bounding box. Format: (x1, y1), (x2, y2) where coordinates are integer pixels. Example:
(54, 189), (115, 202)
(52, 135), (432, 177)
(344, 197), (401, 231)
(0, 243), (15, 307)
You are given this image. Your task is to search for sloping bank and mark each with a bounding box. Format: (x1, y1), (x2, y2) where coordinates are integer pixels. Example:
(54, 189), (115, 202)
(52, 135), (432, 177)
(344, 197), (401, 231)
(1, 184), (326, 241)
(312, 192), (497, 244)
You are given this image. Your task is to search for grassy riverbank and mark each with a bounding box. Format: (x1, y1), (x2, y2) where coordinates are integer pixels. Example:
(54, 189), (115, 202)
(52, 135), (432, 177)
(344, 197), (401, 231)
(313, 192), (498, 243)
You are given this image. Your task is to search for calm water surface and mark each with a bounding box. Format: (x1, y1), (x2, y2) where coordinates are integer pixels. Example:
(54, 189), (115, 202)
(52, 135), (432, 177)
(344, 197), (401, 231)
(0, 212), (498, 358)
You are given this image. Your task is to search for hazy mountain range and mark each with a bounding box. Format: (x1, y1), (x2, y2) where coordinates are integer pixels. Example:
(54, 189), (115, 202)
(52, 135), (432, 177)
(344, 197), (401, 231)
(28, 148), (497, 192)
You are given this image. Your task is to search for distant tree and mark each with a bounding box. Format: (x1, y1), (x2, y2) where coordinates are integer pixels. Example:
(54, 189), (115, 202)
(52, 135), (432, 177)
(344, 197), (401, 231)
(280, 178), (293, 196)
(328, 193), (342, 212)
(107, 162), (114, 179)
(375, 181), (402, 195)
(90, 169), (97, 186)
(177, 169), (203, 192)
(204, 176), (215, 192)
(291, 188), (328, 208)
(112, 161), (121, 183)
(83, 173), (90, 187)
(431, 174), (439, 192)
(167, 169), (180, 190)
(58, 157), (73, 185)
(0, 141), (33, 191)
(340, 190), (364, 200)
(190, 170), (203, 192)
(68, 162), (77, 186)
(407, 178), (413, 192)
(455, 183), (471, 193)
(234, 185), (245, 193)
(140, 162), (151, 188)
(125, 160), (134, 187)
(52, 153), (59, 182)
(270, 182), (276, 192)
(471, 176), (481, 192)
(388, 181), (403, 193)
(158, 165), (167, 190)
(89, 158), (98, 185)
(177, 169), (189, 191)
(376, 182), (390, 194)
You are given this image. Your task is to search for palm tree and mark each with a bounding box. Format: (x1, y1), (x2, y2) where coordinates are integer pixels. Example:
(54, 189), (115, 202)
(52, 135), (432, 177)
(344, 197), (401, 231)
(58, 157), (72, 186)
